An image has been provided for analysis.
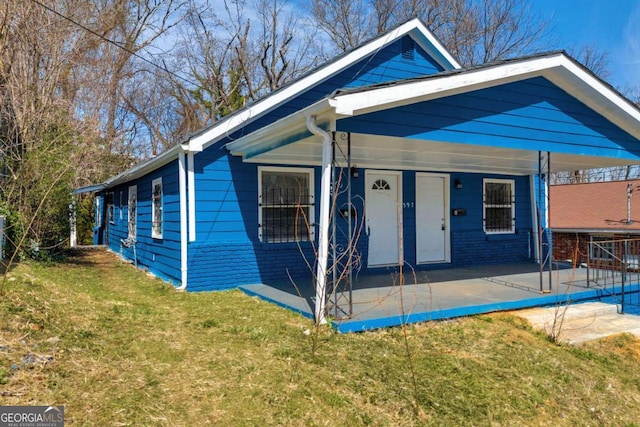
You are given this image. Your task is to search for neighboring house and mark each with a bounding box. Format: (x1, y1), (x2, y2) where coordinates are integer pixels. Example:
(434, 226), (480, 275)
(551, 179), (640, 265)
(74, 18), (640, 322)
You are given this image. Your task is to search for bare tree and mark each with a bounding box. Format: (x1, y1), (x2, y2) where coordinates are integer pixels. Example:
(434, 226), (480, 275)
(308, 0), (550, 65)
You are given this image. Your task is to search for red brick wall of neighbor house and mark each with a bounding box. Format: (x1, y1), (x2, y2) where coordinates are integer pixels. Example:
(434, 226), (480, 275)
(553, 232), (640, 267)
(553, 232), (590, 265)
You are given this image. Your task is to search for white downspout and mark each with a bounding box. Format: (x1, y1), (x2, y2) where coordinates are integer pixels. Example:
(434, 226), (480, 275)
(306, 115), (331, 325)
(177, 150), (188, 290)
(187, 152), (196, 242)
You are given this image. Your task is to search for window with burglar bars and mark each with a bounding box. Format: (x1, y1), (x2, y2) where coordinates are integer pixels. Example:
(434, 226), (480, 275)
(128, 185), (137, 239)
(259, 167), (315, 243)
(151, 178), (163, 239)
(483, 179), (515, 233)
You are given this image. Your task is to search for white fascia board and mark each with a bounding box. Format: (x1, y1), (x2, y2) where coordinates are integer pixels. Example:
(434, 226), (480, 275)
(541, 58), (640, 140)
(333, 55), (566, 116)
(190, 18), (456, 153)
(226, 99), (334, 156)
(333, 53), (640, 141)
(409, 20), (461, 70)
(102, 145), (181, 189)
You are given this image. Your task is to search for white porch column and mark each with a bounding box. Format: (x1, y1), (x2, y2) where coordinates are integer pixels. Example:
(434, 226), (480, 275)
(306, 115), (331, 325)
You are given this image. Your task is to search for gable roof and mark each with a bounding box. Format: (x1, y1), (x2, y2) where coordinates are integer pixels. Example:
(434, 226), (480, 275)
(327, 51), (640, 139)
(227, 51), (640, 173)
(186, 17), (460, 152)
(551, 179), (640, 232)
(75, 18), (459, 193)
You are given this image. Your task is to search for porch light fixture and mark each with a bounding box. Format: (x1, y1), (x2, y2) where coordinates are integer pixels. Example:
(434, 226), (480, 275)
(350, 166), (359, 178)
(455, 178), (463, 189)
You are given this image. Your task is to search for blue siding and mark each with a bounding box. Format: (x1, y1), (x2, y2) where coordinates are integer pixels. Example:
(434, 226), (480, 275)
(100, 160), (182, 285)
(189, 147), (320, 291)
(448, 173), (533, 266)
(331, 170), (533, 271)
(185, 37), (449, 291)
(338, 77), (640, 160)
(188, 152), (535, 291)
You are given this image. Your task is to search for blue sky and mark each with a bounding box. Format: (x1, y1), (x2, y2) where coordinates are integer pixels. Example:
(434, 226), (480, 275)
(534, 0), (640, 91)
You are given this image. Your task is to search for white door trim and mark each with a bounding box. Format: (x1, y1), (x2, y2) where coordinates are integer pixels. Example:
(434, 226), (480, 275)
(365, 170), (403, 267)
(416, 172), (451, 264)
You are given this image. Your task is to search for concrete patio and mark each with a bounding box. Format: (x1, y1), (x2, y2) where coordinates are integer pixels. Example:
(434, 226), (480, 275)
(240, 262), (640, 332)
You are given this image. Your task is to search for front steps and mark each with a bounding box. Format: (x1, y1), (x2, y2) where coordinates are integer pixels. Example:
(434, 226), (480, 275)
(515, 302), (640, 345)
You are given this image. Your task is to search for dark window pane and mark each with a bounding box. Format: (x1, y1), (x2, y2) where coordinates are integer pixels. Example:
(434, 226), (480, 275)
(485, 207), (513, 232)
(485, 182), (511, 205)
(262, 172), (309, 205)
(262, 207), (310, 242)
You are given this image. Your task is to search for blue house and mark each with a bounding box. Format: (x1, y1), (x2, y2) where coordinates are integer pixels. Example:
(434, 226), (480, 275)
(74, 19), (640, 324)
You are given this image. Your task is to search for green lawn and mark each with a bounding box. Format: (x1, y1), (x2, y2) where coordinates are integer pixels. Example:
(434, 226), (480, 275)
(1, 249), (639, 426)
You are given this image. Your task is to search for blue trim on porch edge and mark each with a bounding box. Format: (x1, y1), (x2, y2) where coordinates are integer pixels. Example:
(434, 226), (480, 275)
(240, 283), (640, 333)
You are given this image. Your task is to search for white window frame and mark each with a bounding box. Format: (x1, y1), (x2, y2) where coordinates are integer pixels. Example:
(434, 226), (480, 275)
(95, 197), (102, 227)
(128, 185), (137, 239)
(107, 192), (115, 225)
(483, 178), (515, 234)
(258, 166), (315, 243)
(119, 191), (124, 221)
(151, 178), (163, 239)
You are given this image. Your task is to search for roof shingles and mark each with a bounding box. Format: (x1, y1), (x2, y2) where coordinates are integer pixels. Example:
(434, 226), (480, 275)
(550, 179), (640, 231)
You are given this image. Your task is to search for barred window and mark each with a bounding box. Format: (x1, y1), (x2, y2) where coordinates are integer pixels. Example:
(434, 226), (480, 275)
(128, 185), (137, 239)
(106, 192), (115, 224)
(483, 179), (515, 234)
(151, 178), (163, 239)
(259, 167), (315, 243)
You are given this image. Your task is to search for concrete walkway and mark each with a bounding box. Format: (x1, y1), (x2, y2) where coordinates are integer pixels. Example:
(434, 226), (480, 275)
(514, 302), (640, 345)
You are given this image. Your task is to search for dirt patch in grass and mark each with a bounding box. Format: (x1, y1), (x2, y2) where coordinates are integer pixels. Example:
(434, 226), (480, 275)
(1, 249), (640, 426)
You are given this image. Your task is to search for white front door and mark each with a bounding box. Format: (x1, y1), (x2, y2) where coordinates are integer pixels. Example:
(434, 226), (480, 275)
(365, 171), (402, 267)
(416, 173), (450, 264)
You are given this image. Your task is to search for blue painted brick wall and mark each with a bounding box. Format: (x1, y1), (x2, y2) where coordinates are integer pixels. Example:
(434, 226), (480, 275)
(187, 241), (318, 291)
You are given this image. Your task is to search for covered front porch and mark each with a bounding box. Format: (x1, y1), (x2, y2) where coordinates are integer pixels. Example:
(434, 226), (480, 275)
(240, 263), (639, 332)
(228, 53), (640, 325)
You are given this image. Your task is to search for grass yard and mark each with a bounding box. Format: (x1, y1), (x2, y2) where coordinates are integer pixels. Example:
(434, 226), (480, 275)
(1, 249), (640, 426)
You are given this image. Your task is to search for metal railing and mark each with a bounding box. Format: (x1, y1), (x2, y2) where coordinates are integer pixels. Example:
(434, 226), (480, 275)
(587, 238), (640, 313)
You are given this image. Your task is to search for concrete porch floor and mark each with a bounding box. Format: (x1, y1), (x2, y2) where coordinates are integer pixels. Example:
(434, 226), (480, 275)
(240, 263), (640, 333)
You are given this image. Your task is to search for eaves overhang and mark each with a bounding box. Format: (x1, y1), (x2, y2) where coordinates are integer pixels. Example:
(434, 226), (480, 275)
(187, 18), (459, 154)
(72, 184), (106, 195)
(75, 145), (183, 194)
(225, 52), (640, 174)
(226, 99), (336, 159)
(329, 52), (640, 142)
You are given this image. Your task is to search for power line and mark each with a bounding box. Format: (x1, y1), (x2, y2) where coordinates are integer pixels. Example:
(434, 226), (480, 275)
(29, 0), (197, 87)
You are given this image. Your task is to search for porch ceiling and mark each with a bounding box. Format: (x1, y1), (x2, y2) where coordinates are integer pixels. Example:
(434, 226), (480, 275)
(238, 132), (636, 175)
